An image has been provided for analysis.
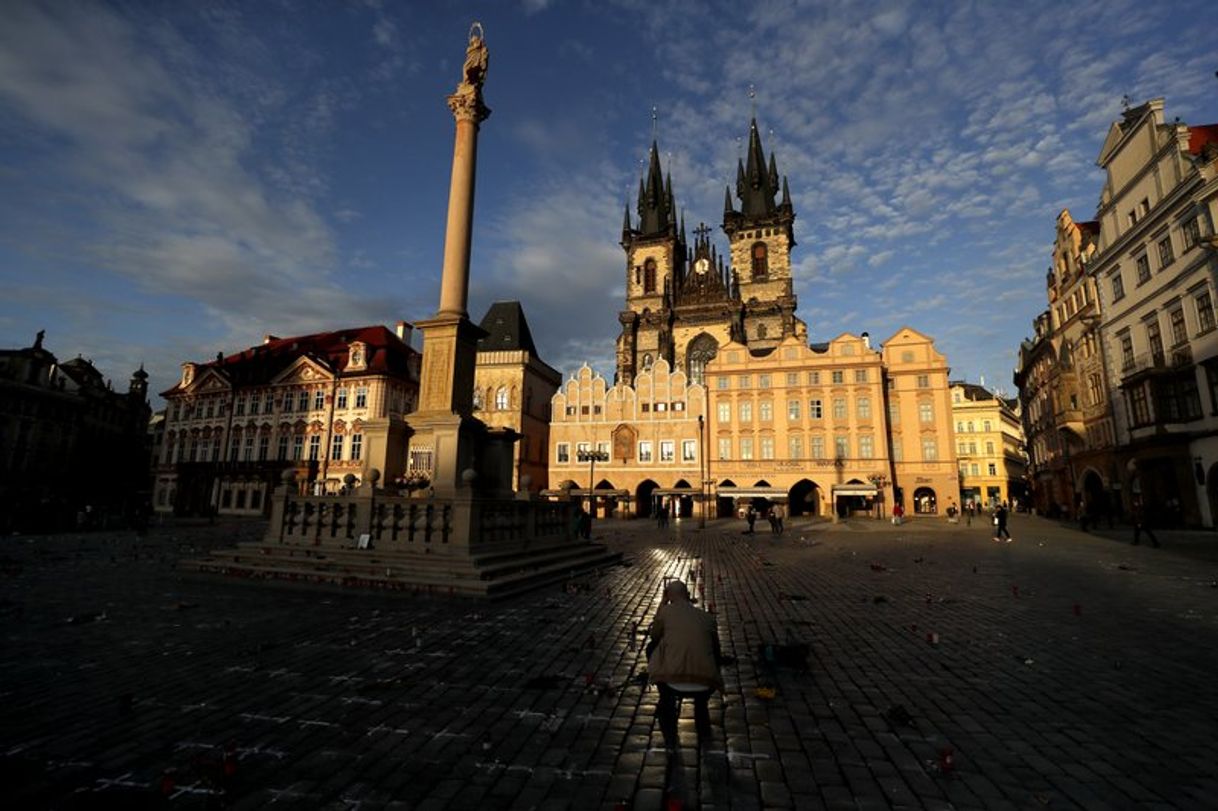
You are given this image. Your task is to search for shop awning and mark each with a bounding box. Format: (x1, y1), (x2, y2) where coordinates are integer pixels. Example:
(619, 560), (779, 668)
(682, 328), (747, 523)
(832, 484), (878, 497)
(717, 486), (789, 499)
(540, 488), (629, 497)
(653, 487), (699, 496)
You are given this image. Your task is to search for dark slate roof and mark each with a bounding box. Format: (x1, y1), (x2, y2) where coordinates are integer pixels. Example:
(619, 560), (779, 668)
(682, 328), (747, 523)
(477, 301), (539, 356)
(161, 324), (417, 397)
(950, 380), (997, 401)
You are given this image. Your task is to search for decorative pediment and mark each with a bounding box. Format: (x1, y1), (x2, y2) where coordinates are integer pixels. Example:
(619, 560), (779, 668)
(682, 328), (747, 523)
(271, 355), (333, 386)
(1096, 120), (1127, 167)
(180, 366), (230, 395)
(347, 341), (368, 372)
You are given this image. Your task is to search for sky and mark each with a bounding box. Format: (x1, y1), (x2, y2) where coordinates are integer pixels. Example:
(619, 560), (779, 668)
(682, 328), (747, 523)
(1, 0), (1215, 404)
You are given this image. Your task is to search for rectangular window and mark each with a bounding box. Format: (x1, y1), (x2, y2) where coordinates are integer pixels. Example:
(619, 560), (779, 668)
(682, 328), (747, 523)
(919, 402), (933, 423)
(718, 437), (731, 460)
(1183, 217), (1201, 250)
(832, 397), (847, 419)
(1169, 307), (1187, 346)
(739, 437), (754, 460)
(258, 435), (269, 461)
(916, 374), (930, 388)
(970, 463), (979, 476)
(786, 373), (798, 386)
(277, 435), (289, 460)
(834, 435), (849, 458)
(576, 441), (590, 457)
(811, 436), (825, 459)
(739, 401), (753, 422)
(336, 388), (348, 409)
(983, 420), (992, 432)
(809, 399), (823, 419)
(1108, 270), (1124, 302)
(716, 376), (728, 390)
(298, 390), (309, 411)
(1120, 333), (1134, 369)
(313, 390), (325, 410)
(857, 397), (871, 419)
(330, 435), (344, 460)
(188, 440), (198, 462)
(681, 440), (696, 462)
(858, 435), (874, 458)
(263, 394), (274, 414)
(557, 443), (570, 463)
(738, 375), (751, 389)
(788, 435), (803, 459)
(831, 370), (844, 384)
(250, 396), (260, 416)
(205, 401), (215, 418)
(350, 433), (363, 461)
(282, 392), (294, 413)
(854, 369), (867, 383)
(243, 435), (254, 462)
(1158, 236), (1175, 268)
(1198, 291), (1216, 334)
(659, 440), (675, 462)
(235, 397), (245, 416)
(760, 436), (774, 459)
(292, 435), (304, 461)
(986, 440), (995, 454)
(808, 371), (820, 385)
(655, 402), (667, 412)
(1128, 385), (1151, 426)
(787, 400), (800, 420)
(1135, 254), (1151, 285)
(355, 387), (368, 408)
(758, 375), (771, 389)
(759, 401), (772, 421)
(892, 440), (902, 462)
(638, 441), (653, 462)
(888, 400), (900, 424)
(921, 438), (938, 461)
(1147, 319), (1164, 362)
(717, 401), (731, 423)
(308, 435), (321, 461)
(597, 441), (610, 456)
(988, 463), (997, 476)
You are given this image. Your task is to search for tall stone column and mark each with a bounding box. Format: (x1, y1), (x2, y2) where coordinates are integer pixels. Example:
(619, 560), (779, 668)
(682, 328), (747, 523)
(409, 24), (517, 503)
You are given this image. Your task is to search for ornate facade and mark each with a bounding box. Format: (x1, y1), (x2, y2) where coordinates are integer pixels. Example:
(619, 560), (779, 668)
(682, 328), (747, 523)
(950, 382), (1027, 510)
(156, 324), (419, 516)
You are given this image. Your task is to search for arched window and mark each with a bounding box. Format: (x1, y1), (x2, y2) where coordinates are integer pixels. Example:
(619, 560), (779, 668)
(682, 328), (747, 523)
(642, 353), (653, 371)
(643, 259), (657, 293)
(495, 387), (508, 410)
(472, 388), (483, 410)
(686, 333), (719, 385)
(751, 242), (768, 279)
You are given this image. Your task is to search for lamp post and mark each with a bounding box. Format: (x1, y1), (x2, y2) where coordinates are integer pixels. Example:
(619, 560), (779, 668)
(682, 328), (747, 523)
(698, 415), (707, 528)
(577, 448), (609, 529)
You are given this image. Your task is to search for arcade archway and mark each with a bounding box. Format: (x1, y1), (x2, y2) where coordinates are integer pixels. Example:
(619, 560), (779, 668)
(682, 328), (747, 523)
(636, 479), (659, 518)
(913, 487), (937, 514)
(788, 479), (820, 517)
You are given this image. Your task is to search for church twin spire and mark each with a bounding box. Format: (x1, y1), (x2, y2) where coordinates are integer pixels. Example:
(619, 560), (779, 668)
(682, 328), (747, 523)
(723, 118), (794, 238)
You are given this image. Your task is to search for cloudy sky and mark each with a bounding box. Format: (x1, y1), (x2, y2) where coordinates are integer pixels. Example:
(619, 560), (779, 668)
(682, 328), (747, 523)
(1, 1), (1214, 401)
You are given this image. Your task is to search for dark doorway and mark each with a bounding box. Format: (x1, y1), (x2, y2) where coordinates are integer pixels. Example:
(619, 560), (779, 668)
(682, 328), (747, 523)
(788, 479), (819, 517)
(636, 479), (659, 518)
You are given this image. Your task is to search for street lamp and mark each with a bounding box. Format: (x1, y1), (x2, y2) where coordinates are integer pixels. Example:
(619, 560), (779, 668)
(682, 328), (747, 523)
(576, 448), (609, 529)
(698, 414), (707, 529)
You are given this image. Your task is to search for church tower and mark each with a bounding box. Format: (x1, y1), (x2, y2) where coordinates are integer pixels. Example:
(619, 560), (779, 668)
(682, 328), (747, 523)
(722, 118), (803, 349)
(616, 141), (686, 385)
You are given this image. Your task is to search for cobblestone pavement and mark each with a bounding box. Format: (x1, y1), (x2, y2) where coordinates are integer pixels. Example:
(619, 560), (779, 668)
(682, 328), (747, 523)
(2, 515), (1217, 810)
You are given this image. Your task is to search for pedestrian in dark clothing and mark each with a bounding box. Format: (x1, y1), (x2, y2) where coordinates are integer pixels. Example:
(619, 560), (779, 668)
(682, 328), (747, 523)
(992, 504), (1012, 542)
(767, 508), (778, 535)
(1131, 499), (1159, 547)
(773, 504), (785, 534)
(745, 506), (756, 535)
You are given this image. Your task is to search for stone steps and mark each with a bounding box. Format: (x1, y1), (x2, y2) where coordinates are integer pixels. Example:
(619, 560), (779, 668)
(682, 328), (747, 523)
(179, 539), (621, 600)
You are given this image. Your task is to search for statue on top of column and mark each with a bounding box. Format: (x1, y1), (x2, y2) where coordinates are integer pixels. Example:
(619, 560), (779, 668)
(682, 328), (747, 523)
(448, 22), (490, 124)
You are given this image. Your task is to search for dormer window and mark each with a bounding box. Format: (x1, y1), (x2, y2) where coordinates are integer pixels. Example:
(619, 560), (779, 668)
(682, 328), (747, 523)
(347, 341), (368, 372)
(181, 363), (196, 387)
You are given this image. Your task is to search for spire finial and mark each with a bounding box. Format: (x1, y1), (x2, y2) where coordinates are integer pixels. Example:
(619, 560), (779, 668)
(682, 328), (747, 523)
(748, 84), (756, 119)
(651, 105), (658, 141)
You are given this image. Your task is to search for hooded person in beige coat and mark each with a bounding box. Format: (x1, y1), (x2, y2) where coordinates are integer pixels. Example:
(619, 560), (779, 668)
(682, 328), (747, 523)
(647, 580), (724, 751)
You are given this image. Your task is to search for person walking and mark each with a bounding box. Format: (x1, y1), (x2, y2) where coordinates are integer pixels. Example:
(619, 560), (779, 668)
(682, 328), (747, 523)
(767, 507), (778, 535)
(774, 504), (785, 534)
(647, 580), (723, 753)
(1131, 497), (1160, 547)
(992, 502), (1012, 542)
(745, 505), (756, 535)
(965, 502), (974, 526)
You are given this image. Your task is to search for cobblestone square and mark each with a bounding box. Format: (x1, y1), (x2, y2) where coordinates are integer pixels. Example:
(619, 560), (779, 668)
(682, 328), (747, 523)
(2, 515), (1217, 809)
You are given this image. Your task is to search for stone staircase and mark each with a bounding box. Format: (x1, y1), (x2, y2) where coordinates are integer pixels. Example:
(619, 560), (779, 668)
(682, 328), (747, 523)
(179, 537), (622, 600)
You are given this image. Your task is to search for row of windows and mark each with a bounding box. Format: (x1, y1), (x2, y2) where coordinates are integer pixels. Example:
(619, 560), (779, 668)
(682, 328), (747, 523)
(171, 387), (370, 422)
(957, 441), (996, 456)
(1110, 216), (1204, 302)
(168, 432), (363, 464)
(715, 399), (933, 424)
(959, 462), (999, 477)
(561, 400), (688, 417)
(714, 369), (873, 389)
(555, 440), (696, 464)
(955, 420), (994, 433)
(1116, 289), (1216, 370)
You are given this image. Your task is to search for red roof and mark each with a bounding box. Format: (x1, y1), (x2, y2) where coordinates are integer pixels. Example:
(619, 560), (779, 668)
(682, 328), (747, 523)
(162, 324), (418, 396)
(1188, 124), (1218, 155)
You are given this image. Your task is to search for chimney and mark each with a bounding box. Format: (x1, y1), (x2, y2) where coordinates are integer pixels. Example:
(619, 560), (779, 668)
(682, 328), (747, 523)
(263, 334), (278, 345)
(395, 320), (413, 346)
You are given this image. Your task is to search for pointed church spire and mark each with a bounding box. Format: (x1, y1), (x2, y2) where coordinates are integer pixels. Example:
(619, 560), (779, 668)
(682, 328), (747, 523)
(723, 185), (735, 217)
(638, 140), (674, 236)
(781, 176), (791, 207)
(738, 118), (778, 219)
(768, 152), (779, 190)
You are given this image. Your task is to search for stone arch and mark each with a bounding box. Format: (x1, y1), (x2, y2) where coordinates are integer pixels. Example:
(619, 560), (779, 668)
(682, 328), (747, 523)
(636, 479), (659, 518)
(788, 479), (820, 517)
(913, 487), (937, 514)
(1080, 468), (1106, 519)
(685, 333), (719, 386)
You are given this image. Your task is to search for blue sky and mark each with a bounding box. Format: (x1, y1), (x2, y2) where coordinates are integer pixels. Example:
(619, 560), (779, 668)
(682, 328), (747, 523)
(1, 1), (1215, 402)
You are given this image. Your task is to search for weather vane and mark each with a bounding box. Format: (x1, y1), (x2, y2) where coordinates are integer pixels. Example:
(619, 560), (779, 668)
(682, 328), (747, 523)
(651, 105), (658, 141)
(748, 84), (756, 118)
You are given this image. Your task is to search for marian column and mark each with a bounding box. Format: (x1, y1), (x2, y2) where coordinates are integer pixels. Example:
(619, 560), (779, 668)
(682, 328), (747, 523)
(410, 24), (516, 502)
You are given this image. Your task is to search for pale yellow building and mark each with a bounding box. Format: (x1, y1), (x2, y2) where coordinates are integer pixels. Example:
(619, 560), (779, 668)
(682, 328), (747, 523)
(472, 301), (560, 493)
(950, 382), (1027, 510)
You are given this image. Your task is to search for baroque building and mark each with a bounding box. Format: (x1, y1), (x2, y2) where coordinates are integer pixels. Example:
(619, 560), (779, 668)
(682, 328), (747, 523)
(0, 331), (151, 532)
(551, 118), (959, 520)
(156, 324), (420, 516)
(472, 301), (560, 493)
